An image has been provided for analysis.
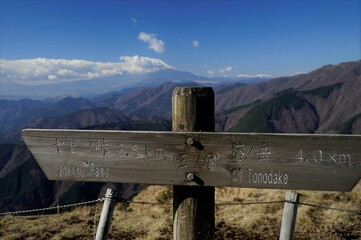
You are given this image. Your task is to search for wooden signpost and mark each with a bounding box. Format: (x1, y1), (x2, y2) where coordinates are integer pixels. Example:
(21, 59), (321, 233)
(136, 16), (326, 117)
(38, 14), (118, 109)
(172, 87), (215, 240)
(22, 129), (361, 191)
(22, 87), (361, 239)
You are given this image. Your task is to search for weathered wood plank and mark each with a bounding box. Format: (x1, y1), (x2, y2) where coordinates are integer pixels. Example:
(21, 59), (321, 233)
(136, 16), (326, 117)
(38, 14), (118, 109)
(172, 87), (215, 240)
(22, 129), (361, 191)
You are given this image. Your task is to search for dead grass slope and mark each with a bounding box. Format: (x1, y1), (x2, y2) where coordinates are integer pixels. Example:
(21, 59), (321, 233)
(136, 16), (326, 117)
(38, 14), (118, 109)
(1, 182), (360, 239)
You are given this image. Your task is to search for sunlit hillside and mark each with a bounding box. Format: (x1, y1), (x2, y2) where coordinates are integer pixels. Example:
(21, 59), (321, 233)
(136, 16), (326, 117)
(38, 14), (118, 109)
(1, 181), (360, 239)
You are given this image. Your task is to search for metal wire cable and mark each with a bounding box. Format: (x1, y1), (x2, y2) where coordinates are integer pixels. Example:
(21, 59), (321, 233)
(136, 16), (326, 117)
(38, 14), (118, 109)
(0, 198), (104, 216)
(120, 198), (172, 206)
(1, 198), (360, 216)
(215, 200), (285, 206)
(298, 201), (361, 214)
(123, 199), (360, 214)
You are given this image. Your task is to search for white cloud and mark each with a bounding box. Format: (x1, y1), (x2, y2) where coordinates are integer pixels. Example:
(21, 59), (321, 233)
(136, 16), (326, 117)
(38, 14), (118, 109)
(0, 55), (173, 85)
(219, 66), (233, 74)
(138, 32), (165, 53)
(192, 40), (200, 48)
(47, 74), (57, 80)
(118, 55), (172, 73)
(207, 70), (215, 76)
(237, 73), (272, 78)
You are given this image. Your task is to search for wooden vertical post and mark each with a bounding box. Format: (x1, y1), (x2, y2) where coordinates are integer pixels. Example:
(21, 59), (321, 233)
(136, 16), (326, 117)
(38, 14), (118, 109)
(279, 191), (300, 240)
(172, 87), (215, 240)
(95, 188), (117, 240)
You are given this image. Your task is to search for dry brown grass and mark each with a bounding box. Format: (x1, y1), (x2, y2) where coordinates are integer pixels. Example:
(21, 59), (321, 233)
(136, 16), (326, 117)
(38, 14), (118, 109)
(0, 206), (95, 240)
(214, 183), (361, 240)
(0, 182), (360, 239)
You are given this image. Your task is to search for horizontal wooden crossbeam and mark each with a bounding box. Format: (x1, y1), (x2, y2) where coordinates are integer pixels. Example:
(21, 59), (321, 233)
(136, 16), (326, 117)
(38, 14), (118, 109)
(23, 129), (361, 191)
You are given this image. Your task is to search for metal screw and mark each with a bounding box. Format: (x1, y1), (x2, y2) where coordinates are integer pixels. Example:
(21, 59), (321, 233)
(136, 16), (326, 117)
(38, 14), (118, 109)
(187, 172), (195, 181)
(186, 138), (204, 150)
(187, 138), (194, 146)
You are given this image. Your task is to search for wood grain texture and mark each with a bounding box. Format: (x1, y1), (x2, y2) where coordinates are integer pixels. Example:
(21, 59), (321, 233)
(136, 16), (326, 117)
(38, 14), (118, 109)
(172, 87), (215, 132)
(172, 87), (215, 240)
(22, 129), (361, 191)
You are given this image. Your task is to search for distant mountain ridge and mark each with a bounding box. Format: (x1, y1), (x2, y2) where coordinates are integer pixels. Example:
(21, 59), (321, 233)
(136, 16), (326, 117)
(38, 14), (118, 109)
(1, 60), (361, 143)
(0, 97), (96, 143)
(216, 60), (361, 110)
(1, 68), (269, 100)
(217, 60), (361, 133)
(1, 59), (361, 213)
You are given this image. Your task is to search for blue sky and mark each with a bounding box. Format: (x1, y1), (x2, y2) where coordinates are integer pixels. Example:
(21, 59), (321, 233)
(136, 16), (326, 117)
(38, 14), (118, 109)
(0, 0), (360, 82)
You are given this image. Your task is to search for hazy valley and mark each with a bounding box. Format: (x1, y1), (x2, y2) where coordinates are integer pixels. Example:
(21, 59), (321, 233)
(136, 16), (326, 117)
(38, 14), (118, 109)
(0, 60), (360, 239)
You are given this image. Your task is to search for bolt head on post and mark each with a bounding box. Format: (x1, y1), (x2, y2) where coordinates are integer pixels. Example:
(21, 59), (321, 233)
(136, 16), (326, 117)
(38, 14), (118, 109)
(187, 173), (195, 181)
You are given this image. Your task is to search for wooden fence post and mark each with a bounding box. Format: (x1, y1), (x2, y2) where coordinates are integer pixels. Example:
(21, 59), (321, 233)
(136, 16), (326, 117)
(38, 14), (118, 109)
(95, 188), (117, 240)
(279, 191), (300, 240)
(172, 87), (215, 240)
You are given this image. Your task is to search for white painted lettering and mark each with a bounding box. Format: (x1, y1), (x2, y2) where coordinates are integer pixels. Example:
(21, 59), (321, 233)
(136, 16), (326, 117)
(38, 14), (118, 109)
(247, 169), (288, 185)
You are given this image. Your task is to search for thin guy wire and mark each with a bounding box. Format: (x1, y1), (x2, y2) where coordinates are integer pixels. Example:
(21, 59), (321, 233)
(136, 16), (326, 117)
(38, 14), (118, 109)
(0, 198), (103, 216)
(1, 198), (360, 216)
(298, 201), (361, 214)
(126, 200), (172, 206)
(216, 200), (285, 206)
(125, 199), (360, 214)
